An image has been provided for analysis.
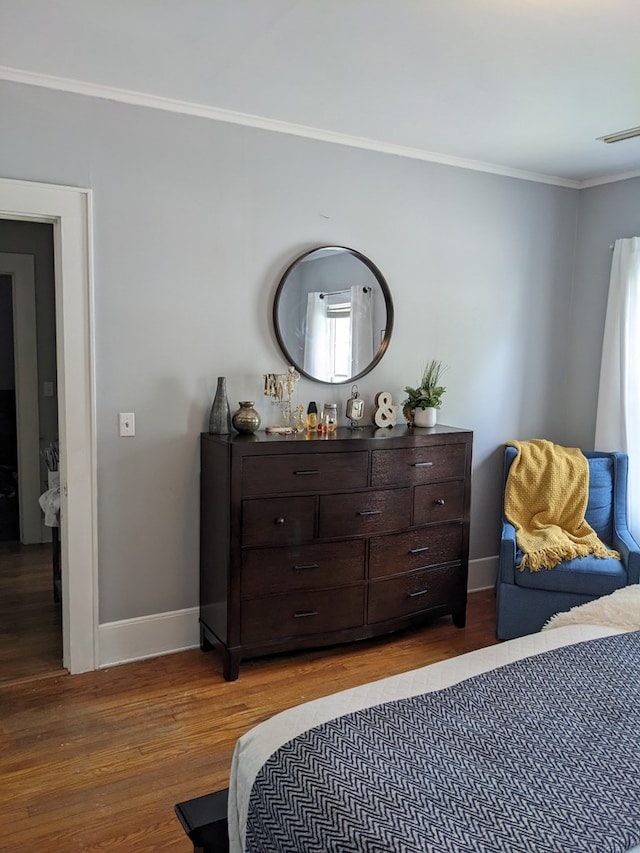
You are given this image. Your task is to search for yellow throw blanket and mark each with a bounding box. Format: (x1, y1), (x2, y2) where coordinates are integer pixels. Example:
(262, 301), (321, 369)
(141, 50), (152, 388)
(504, 439), (619, 572)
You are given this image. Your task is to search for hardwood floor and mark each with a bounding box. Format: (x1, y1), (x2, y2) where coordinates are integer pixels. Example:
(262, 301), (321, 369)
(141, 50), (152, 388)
(0, 588), (497, 852)
(0, 541), (63, 685)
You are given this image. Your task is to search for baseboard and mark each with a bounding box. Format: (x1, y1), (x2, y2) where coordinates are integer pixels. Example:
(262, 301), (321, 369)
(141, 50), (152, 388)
(98, 559), (498, 668)
(98, 606), (200, 668)
(468, 555), (498, 592)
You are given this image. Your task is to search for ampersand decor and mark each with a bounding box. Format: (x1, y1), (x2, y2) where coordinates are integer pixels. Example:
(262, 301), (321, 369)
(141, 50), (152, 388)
(373, 391), (398, 428)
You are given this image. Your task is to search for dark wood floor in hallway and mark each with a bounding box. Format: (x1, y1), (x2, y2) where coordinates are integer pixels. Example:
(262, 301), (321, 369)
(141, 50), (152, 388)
(0, 541), (63, 685)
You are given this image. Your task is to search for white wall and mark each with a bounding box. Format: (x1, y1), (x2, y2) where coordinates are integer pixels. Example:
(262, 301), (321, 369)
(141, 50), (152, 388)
(0, 80), (581, 626)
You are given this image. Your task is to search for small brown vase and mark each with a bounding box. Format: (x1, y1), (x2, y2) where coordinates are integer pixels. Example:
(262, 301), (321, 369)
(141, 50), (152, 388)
(232, 401), (261, 434)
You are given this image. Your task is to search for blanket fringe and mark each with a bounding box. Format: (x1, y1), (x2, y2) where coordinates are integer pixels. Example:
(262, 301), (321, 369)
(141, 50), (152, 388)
(518, 542), (620, 572)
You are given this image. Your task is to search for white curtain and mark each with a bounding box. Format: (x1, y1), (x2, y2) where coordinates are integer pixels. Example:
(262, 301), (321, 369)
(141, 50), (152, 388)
(594, 237), (640, 540)
(303, 292), (328, 377)
(350, 285), (374, 375)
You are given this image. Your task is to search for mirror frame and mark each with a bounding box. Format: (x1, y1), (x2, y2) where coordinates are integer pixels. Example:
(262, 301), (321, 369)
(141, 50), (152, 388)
(273, 246), (394, 384)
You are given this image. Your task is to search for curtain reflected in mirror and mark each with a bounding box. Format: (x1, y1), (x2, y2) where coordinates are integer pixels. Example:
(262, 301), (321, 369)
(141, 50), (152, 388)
(274, 247), (393, 384)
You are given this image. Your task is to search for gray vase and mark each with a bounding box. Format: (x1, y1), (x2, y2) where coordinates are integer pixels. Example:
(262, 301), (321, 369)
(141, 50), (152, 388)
(208, 376), (232, 434)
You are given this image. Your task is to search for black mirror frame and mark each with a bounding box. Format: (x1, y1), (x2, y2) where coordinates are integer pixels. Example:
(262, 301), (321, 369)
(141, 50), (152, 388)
(272, 246), (394, 384)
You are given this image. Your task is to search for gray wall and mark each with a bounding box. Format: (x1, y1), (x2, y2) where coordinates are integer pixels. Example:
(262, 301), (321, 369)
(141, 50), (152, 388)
(565, 178), (640, 449)
(1, 80), (586, 624)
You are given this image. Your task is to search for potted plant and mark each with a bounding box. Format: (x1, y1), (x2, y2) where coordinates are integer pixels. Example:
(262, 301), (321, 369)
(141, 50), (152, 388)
(402, 360), (447, 427)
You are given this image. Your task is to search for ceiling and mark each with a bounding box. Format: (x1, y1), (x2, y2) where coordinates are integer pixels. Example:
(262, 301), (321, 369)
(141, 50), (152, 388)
(2, 0), (640, 187)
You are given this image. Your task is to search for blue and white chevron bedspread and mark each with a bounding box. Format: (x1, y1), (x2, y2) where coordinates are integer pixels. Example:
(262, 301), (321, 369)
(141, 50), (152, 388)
(245, 631), (640, 852)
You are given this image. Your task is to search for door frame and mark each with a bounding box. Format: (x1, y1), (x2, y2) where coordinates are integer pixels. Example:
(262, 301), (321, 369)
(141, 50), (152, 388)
(0, 178), (97, 673)
(0, 253), (42, 543)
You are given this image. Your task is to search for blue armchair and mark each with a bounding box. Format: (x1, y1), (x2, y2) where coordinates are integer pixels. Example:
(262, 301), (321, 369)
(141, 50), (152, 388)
(496, 447), (640, 640)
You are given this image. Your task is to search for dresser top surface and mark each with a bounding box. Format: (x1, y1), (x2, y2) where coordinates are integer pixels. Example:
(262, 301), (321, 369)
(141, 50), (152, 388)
(202, 423), (472, 449)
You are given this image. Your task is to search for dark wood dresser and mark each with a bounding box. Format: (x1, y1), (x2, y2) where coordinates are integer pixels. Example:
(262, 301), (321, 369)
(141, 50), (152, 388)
(200, 424), (472, 680)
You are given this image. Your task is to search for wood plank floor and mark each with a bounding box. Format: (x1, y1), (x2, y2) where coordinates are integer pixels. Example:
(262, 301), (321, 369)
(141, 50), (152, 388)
(0, 541), (63, 685)
(0, 588), (497, 852)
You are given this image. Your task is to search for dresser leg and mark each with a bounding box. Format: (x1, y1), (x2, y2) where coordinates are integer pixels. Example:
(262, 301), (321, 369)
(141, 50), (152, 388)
(452, 607), (466, 629)
(200, 625), (213, 652)
(223, 649), (241, 682)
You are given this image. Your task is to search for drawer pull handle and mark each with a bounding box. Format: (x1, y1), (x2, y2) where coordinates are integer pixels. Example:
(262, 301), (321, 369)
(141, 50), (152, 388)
(435, 499), (446, 506)
(293, 562), (319, 571)
(408, 588), (429, 598)
(412, 461), (433, 468)
(294, 469), (320, 476)
(275, 517), (286, 525)
(358, 509), (381, 516)
(409, 546), (430, 555)
(294, 610), (318, 618)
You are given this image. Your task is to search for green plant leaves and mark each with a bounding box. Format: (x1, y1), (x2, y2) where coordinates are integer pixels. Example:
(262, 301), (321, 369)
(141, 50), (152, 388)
(402, 360), (447, 410)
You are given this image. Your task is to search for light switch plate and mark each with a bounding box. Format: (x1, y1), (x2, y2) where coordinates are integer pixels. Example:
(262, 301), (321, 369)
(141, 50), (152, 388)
(119, 412), (135, 436)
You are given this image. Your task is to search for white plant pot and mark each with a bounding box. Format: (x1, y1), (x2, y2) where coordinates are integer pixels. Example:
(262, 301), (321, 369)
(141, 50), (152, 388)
(413, 407), (437, 427)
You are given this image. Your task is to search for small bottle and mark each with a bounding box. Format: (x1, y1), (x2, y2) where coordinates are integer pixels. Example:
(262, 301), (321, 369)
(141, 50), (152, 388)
(294, 404), (306, 433)
(306, 401), (318, 432)
(322, 403), (338, 433)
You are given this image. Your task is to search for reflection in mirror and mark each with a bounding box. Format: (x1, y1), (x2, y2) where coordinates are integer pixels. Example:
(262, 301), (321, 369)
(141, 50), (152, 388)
(273, 247), (393, 384)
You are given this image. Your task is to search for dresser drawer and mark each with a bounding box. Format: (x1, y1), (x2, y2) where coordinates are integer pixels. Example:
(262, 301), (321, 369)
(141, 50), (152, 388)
(242, 451), (368, 496)
(368, 565), (464, 624)
(319, 488), (411, 538)
(371, 444), (467, 487)
(413, 481), (465, 525)
(242, 540), (366, 596)
(241, 586), (365, 644)
(369, 525), (463, 579)
(242, 496), (316, 546)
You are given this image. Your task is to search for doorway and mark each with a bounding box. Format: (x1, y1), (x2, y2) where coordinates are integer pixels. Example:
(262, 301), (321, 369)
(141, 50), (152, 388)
(0, 274), (19, 542)
(0, 178), (97, 675)
(0, 230), (61, 682)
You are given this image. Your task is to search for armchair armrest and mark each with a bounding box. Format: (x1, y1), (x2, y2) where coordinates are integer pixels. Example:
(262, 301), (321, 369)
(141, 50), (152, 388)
(612, 525), (640, 584)
(499, 521), (517, 584)
(610, 451), (640, 583)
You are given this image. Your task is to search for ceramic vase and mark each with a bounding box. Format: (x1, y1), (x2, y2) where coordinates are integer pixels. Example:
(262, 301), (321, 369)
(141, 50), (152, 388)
(413, 407), (437, 427)
(232, 401), (261, 434)
(209, 376), (232, 434)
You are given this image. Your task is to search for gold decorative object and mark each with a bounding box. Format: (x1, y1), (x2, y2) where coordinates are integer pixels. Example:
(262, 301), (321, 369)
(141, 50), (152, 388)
(232, 401), (261, 434)
(263, 366), (300, 428)
(293, 404), (306, 432)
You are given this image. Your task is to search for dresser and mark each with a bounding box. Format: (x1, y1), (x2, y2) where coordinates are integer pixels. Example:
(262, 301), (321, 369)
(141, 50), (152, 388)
(200, 424), (472, 680)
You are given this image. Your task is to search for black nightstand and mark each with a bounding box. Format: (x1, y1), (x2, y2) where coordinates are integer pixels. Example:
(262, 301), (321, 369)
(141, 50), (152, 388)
(175, 788), (229, 853)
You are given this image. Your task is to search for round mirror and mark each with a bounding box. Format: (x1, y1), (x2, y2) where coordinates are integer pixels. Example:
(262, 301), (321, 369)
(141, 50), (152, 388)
(273, 246), (394, 384)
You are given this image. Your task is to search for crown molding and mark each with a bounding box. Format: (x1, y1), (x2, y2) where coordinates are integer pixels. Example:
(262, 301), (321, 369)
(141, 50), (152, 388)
(578, 169), (640, 189)
(2, 64), (627, 191)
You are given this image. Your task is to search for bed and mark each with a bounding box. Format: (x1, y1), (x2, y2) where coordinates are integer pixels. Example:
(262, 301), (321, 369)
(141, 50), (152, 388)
(228, 613), (640, 853)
